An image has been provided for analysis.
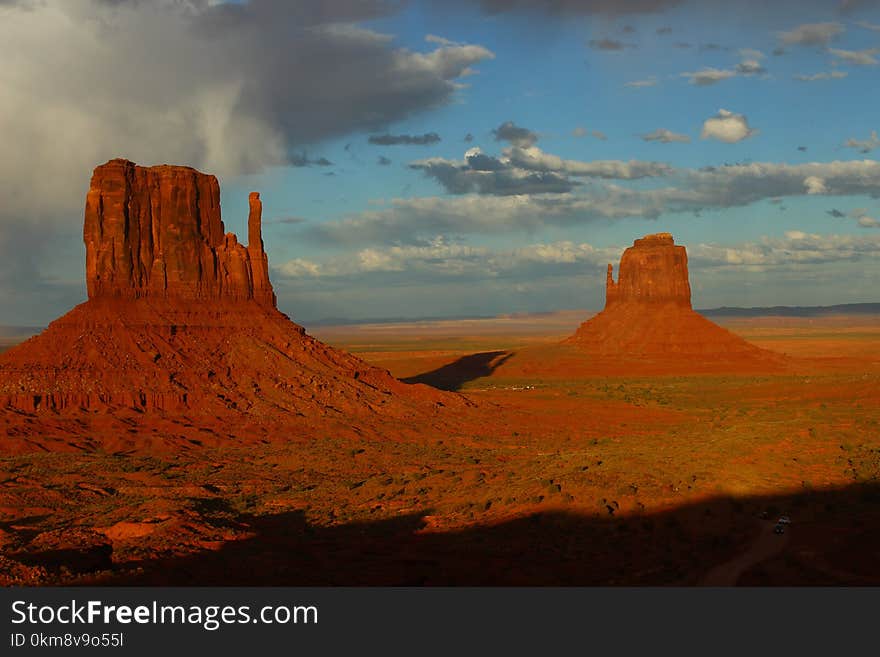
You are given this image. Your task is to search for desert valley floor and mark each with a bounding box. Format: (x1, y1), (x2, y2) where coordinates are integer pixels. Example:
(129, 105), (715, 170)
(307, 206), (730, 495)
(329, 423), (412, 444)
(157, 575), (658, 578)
(1, 310), (878, 586)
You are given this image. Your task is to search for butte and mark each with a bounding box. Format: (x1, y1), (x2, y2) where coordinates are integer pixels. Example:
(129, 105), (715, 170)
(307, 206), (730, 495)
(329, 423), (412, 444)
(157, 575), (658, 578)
(565, 232), (785, 372)
(0, 159), (462, 452)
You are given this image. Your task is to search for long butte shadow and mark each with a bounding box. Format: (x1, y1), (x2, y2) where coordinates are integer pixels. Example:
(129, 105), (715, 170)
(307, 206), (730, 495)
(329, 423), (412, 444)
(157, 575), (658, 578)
(90, 482), (880, 586)
(403, 350), (514, 391)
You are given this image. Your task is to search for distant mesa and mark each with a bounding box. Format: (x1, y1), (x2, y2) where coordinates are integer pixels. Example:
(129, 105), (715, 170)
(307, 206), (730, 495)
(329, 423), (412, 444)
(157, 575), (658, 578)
(567, 233), (784, 365)
(0, 159), (458, 431)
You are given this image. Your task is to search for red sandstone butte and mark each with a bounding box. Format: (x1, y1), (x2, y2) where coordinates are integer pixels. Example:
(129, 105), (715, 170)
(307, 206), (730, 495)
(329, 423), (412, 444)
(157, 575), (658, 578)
(568, 233), (784, 363)
(0, 159), (457, 427)
(604, 233), (691, 308)
(84, 159), (275, 306)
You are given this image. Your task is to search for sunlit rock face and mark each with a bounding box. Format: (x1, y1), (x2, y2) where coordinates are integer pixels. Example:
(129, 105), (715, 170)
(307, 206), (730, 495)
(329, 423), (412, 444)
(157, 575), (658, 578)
(84, 159), (275, 307)
(605, 233), (691, 309)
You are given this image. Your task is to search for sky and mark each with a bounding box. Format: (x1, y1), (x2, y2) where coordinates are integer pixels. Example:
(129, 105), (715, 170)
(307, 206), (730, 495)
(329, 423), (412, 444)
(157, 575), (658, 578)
(1, 0), (879, 325)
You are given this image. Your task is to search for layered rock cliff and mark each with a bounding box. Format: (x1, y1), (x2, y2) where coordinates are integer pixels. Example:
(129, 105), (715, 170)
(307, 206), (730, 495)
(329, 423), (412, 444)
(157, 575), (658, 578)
(84, 159), (275, 307)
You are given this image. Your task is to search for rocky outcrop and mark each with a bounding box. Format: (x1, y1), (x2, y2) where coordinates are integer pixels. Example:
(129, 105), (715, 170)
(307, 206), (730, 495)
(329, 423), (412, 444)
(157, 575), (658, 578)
(605, 233), (691, 308)
(84, 159), (275, 307)
(247, 192), (276, 308)
(568, 233), (784, 366)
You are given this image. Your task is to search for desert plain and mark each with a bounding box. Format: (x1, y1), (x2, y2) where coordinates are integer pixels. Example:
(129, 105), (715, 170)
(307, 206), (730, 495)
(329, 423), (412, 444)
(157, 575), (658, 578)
(1, 309), (878, 586)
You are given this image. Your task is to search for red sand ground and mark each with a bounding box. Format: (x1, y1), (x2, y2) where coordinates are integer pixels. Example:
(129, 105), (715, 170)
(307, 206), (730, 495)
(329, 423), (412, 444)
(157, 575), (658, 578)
(0, 313), (877, 586)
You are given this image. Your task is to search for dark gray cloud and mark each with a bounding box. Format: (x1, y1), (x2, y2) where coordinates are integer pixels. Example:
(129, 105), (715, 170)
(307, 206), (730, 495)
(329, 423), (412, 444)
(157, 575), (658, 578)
(0, 0), (494, 323)
(409, 134), (671, 196)
(377, 155), (392, 166)
(188, 5), (489, 159)
(464, 133), (474, 142)
(827, 209), (846, 218)
(290, 153), (334, 167)
(195, 0), (400, 28)
(492, 121), (538, 147)
(409, 159), (577, 196)
(0, 218), (85, 324)
(465, 152), (508, 171)
(0, 1), (490, 204)
(656, 26), (672, 34)
(368, 132), (442, 146)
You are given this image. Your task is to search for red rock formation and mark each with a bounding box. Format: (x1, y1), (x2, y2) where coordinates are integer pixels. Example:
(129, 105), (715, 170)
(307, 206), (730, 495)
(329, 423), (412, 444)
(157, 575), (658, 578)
(84, 159), (275, 307)
(0, 159), (460, 443)
(605, 233), (691, 308)
(568, 233), (784, 366)
(247, 192), (276, 308)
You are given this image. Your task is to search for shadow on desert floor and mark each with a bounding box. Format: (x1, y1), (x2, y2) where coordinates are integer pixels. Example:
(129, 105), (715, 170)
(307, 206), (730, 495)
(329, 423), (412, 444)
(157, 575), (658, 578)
(403, 350), (514, 391)
(80, 482), (880, 586)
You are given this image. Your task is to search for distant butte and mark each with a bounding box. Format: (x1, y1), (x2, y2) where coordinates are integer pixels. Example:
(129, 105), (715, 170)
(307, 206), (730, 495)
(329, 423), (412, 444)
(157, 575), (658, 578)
(0, 159), (461, 447)
(604, 233), (691, 308)
(567, 233), (785, 365)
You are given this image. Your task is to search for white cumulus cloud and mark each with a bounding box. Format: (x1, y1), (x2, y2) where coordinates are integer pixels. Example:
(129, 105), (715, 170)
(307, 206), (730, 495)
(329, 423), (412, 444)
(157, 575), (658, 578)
(804, 176), (828, 194)
(700, 109), (758, 143)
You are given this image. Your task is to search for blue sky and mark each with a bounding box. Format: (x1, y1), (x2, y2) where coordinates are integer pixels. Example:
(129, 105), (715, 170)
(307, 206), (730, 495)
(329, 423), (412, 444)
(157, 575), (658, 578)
(1, 0), (879, 323)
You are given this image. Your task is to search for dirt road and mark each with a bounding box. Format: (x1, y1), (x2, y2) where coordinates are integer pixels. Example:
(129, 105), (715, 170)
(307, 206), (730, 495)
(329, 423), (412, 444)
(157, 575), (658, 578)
(700, 521), (788, 586)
